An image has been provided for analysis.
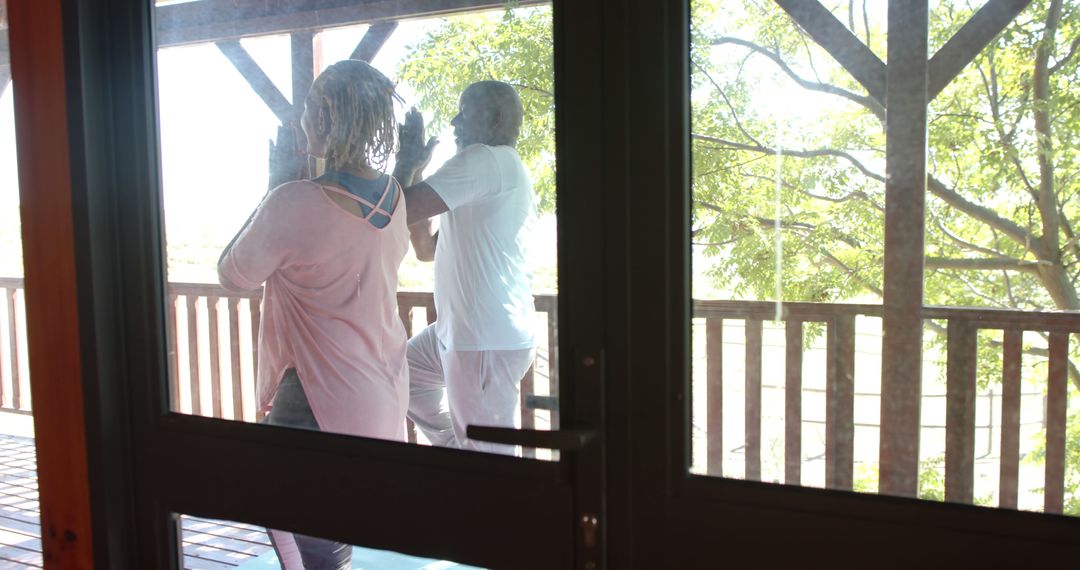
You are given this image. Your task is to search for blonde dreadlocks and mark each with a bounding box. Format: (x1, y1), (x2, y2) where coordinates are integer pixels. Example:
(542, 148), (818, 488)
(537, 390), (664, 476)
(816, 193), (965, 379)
(307, 60), (401, 172)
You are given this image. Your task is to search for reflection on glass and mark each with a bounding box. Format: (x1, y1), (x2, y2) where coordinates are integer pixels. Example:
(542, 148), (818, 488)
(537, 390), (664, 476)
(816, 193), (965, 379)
(689, 0), (1079, 516)
(178, 514), (483, 569)
(155, 3), (558, 457)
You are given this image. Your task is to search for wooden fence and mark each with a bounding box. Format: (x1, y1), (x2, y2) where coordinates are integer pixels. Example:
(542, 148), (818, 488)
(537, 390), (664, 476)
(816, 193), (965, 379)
(1, 278), (1076, 511)
(696, 299), (1078, 514)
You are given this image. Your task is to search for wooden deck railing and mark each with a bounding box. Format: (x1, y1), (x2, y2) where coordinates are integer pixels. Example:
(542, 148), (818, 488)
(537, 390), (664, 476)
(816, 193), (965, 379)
(0, 277), (27, 414)
(1, 278), (1076, 511)
(166, 283), (559, 457)
(696, 299), (1079, 514)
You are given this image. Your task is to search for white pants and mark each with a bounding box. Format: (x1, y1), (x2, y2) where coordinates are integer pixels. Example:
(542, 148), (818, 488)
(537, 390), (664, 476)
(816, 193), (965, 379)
(407, 324), (534, 455)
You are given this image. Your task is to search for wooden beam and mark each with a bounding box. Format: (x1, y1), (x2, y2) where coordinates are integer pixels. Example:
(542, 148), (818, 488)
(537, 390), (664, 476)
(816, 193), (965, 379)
(773, 0), (887, 106)
(156, 0), (547, 48)
(215, 40), (293, 123)
(351, 21), (398, 62)
(928, 0), (1032, 100)
(944, 319), (977, 504)
(879, 1), (929, 498)
(8, 0), (96, 566)
(291, 32), (315, 110)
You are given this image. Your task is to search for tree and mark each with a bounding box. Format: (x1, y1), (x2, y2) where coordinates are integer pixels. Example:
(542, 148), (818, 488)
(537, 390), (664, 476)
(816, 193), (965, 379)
(398, 0), (1080, 384)
(397, 0), (1080, 509)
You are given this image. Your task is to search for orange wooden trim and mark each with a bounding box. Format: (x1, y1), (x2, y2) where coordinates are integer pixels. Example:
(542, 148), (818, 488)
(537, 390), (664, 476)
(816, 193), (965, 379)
(8, 0), (96, 567)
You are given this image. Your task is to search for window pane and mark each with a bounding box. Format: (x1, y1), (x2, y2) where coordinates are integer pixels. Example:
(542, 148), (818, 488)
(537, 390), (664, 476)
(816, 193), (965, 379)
(177, 514), (483, 569)
(688, 0), (1079, 517)
(0, 2), (45, 564)
(154, 1), (559, 457)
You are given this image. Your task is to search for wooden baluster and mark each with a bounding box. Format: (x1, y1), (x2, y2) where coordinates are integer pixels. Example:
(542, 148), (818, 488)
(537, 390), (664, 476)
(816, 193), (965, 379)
(1045, 332), (1068, 514)
(207, 296), (223, 418)
(826, 315), (855, 490)
(785, 320), (803, 486)
(9, 288), (21, 411)
(168, 293), (181, 412)
(398, 305), (414, 338)
(999, 329), (1022, 509)
(399, 303), (418, 443)
(229, 298), (243, 421)
(945, 319), (977, 504)
(706, 317), (724, 476)
(744, 319), (762, 481)
(187, 295), (201, 415)
(520, 364), (536, 459)
(250, 296), (261, 378)
(547, 299), (559, 430)
(425, 300), (437, 325)
(0, 288), (9, 408)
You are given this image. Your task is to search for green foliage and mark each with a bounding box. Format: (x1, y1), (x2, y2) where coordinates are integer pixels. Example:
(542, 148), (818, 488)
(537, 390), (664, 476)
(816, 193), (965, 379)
(918, 456), (947, 502)
(398, 0), (1080, 393)
(1029, 407), (1080, 515)
(397, 7), (555, 211)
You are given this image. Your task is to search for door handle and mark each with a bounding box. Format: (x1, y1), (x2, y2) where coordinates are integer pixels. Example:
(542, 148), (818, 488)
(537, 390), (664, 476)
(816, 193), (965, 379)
(466, 425), (598, 451)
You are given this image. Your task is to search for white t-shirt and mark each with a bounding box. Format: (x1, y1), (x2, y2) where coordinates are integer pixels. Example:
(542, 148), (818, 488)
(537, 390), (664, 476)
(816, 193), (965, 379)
(425, 144), (536, 351)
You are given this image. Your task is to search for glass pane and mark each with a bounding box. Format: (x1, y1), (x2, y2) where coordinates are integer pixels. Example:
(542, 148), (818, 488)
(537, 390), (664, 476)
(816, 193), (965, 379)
(154, 1), (558, 457)
(177, 514), (483, 569)
(689, 0), (1078, 516)
(0, 2), (44, 564)
(921, 0), (1080, 515)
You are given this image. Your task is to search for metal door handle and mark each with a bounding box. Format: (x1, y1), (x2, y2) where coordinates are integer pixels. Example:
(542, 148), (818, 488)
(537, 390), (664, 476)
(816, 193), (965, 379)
(466, 425), (598, 451)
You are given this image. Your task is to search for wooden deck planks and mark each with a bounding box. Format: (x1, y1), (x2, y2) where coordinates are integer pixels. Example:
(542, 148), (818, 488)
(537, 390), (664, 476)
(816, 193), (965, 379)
(0, 435), (272, 568)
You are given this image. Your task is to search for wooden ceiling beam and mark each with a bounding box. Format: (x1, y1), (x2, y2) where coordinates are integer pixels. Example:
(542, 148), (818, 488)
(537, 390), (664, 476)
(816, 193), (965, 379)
(927, 0), (1032, 100)
(774, 0), (887, 107)
(156, 0), (546, 48)
(351, 21), (398, 62)
(216, 40), (294, 123)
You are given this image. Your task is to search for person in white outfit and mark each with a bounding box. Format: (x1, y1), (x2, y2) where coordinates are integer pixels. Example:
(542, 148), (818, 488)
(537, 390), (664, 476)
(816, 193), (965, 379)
(394, 81), (537, 455)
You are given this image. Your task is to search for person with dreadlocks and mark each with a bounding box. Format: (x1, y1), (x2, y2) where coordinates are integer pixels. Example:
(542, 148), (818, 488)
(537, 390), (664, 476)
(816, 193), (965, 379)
(218, 60), (407, 569)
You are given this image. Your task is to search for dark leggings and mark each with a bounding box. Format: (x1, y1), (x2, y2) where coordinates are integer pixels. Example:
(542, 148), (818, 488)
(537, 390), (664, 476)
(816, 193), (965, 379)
(263, 370), (352, 570)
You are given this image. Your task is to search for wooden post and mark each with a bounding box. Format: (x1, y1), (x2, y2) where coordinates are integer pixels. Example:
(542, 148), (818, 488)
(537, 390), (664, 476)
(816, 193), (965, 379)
(944, 320), (977, 503)
(744, 319), (762, 481)
(8, 0), (96, 564)
(879, 1), (929, 498)
(826, 315), (855, 490)
(706, 318), (724, 476)
(784, 320), (802, 485)
(999, 329), (1022, 508)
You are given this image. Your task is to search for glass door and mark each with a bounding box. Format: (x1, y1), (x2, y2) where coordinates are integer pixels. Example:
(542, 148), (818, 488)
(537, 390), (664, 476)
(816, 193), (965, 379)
(71, 0), (609, 568)
(626, 0), (1080, 566)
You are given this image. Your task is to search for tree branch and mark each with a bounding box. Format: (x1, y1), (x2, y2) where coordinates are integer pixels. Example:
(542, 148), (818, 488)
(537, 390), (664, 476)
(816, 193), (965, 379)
(691, 58), (763, 147)
(979, 60), (1038, 200)
(931, 215), (1009, 258)
(740, 170), (885, 212)
(926, 174), (1039, 254)
(925, 257), (1042, 273)
(708, 36), (885, 122)
(692, 133), (885, 182)
(1048, 33), (1080, 75)
(821, 251), (882, 296)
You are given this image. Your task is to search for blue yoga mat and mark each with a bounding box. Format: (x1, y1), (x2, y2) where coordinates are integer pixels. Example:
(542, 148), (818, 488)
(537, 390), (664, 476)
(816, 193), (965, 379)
(235, 546), (485, 570)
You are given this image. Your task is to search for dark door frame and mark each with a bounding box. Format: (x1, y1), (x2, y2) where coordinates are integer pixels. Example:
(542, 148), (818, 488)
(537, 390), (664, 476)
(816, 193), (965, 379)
(15, 0), (611, 568)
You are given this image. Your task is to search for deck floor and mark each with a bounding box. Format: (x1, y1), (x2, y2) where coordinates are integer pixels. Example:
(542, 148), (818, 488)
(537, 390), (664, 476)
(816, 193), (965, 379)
(0, 434), (273, 569)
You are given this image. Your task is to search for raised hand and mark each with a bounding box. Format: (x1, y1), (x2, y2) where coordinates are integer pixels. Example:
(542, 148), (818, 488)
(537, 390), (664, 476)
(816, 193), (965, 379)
(396, 108), (438, 175)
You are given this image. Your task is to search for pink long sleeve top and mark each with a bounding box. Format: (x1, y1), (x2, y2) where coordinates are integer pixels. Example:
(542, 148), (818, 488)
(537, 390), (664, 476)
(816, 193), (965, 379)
(218, 177), (409, 440)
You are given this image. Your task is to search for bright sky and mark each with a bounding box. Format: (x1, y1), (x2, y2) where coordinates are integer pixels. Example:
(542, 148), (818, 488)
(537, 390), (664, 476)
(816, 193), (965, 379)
(0, 8), (559, 286)
(152, 11), (557, 286)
